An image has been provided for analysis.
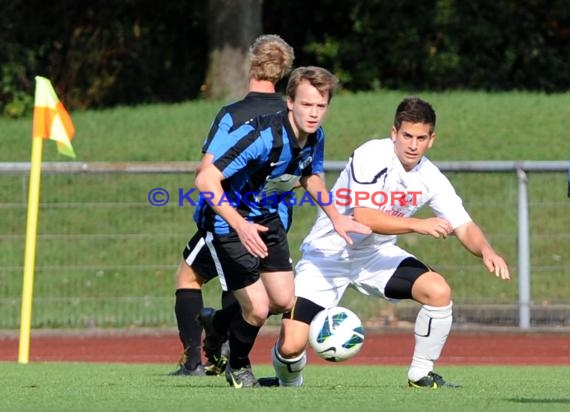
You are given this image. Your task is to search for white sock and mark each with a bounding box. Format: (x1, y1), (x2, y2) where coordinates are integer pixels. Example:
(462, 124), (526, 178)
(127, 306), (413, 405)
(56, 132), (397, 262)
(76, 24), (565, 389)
(272, 344), (306, 387)
(407, 302), (453, 382)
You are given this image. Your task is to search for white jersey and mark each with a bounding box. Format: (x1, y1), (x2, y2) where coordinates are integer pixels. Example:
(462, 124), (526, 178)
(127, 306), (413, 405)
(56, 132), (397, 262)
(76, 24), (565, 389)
(301, 138), (472, 255)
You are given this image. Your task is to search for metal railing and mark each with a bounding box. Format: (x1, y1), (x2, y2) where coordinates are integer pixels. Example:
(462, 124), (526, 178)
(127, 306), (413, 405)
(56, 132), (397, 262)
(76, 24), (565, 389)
(1, 160), (568, 329)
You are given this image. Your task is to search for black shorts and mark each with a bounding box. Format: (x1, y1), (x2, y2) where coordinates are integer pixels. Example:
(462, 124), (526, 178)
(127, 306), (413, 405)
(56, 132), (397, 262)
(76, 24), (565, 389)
(190, 214), (292, 291)
(384, 257), (430, 300)
(181, 232), (218, 283)
(282, 296), (324, 325)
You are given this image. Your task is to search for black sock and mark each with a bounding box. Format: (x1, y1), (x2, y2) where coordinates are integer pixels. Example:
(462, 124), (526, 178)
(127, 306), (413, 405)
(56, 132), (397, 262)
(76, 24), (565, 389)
(174, 288), (203, 368)
(221, 290), (236, 309)
(228, 315), (261, 370)
(213, 292), (240, 334)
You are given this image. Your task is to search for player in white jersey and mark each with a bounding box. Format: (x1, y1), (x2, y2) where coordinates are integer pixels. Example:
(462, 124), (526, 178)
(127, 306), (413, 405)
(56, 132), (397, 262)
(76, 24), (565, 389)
(261, 96), (510, 389)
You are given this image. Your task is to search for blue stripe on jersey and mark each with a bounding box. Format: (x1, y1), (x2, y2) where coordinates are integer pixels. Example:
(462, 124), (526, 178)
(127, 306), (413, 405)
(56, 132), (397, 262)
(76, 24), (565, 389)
(201, 92), (286, 154)
(216, 125), (272, 178)
(202, 112), (234, 154)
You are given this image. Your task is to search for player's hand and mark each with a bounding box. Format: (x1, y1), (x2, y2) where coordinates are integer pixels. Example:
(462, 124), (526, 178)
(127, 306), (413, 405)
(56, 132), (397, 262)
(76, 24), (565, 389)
(235, 221), (269, 258)
(333, 214), (372, 245)
(415, 217), (453, 239)
(482, 252), (510, 280)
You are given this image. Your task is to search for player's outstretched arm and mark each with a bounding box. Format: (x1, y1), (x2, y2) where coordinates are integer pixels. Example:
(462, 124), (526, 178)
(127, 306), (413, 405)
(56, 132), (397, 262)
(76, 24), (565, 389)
(353, 207), (452, 238)
(195, 164), (268, 258)
(454, 221), (510, 280)
(301, 174), (371, 245)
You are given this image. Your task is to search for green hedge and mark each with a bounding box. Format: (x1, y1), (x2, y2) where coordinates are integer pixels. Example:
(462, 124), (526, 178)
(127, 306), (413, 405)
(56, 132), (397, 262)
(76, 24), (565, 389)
(1, 0), (568, 117)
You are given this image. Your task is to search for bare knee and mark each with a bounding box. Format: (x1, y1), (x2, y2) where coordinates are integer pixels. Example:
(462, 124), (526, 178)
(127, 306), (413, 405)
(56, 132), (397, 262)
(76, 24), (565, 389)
(233, 281), (272, 326)
(243, 308), (269, 326)
(269, 296), (295, 315)
(261, 271), (295, 314)
(239, 299), (270, 326)
(412, 271), (451, 306)
(279, 340), (306, 359)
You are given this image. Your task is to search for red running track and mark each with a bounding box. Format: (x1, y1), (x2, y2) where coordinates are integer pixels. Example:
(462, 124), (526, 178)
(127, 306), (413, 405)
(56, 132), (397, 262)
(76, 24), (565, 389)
(1, 330), (569, 365)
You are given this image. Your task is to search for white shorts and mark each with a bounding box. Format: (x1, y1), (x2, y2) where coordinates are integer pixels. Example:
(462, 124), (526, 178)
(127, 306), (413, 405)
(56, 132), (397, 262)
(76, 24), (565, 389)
(294, 244), (414, 308)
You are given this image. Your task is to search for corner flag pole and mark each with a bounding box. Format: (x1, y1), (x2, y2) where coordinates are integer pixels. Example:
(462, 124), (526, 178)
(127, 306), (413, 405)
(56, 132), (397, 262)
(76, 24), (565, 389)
(18, 136), (45, 364)
(18, 76), (76, 364)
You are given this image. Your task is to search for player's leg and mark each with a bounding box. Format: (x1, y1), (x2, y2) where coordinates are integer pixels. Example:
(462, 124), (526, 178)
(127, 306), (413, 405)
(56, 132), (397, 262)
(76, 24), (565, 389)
(269, 297), (324, 386)
(408, 270), (457, 387)
(170, 258), (206, 376)
(198, 289), (262, 385)
(199, 229), (271, 388)
(207, 266), (295, 335)
(172, 232), (227, 376)
(217, 290), (236, 364)
(263, 252), (350, 387)
(199, 269), (293, 378)
(261, 271), (296, 315)
(201, 216), (296, 388)
(198, 290), (239, 375)
(223, 270), (295, 386)
(258, 215), (296, 315)
(224, 278), (270, 387)
(383, 256), (459, 388)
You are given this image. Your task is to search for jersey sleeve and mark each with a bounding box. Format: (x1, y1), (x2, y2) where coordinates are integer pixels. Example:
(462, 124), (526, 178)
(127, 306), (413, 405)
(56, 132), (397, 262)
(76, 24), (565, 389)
(202, 111), (234, 154)
(343, 140), (390, 209)
(212, 124), (269, 179)
(427, 174), (472, 229)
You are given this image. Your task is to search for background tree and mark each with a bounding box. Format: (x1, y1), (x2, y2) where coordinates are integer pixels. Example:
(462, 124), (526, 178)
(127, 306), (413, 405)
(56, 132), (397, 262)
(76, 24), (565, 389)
(0, 0), (567, 117)
(203, 0), (263, 100)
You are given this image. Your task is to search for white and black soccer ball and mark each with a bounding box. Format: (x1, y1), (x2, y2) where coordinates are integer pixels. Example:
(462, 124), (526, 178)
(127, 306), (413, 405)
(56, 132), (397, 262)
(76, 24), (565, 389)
(308, 306), (365, 362)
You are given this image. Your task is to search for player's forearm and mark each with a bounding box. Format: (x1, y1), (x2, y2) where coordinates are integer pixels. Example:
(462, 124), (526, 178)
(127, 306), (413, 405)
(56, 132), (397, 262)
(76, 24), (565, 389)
(454, 221), (494, 258)
(302, 174), (341, 221)
(353, 207), (421, 235)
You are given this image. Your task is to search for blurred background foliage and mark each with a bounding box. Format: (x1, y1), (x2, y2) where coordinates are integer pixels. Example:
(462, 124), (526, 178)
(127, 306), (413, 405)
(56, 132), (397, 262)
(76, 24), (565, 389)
(0, 0), (568, 118)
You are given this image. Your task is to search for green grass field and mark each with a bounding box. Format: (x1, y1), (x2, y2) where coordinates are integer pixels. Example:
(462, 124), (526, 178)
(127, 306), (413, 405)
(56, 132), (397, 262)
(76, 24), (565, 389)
(1, 363), (569, 412)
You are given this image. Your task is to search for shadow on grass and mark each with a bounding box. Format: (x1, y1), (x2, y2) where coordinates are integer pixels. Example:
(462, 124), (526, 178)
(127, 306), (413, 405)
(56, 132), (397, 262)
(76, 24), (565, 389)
(507, 398), (570, 404)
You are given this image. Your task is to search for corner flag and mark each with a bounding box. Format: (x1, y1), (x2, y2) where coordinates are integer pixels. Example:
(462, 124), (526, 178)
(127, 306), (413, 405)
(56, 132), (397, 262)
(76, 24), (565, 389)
(19, 77), (77, 364)
(33, 76), (76, 158)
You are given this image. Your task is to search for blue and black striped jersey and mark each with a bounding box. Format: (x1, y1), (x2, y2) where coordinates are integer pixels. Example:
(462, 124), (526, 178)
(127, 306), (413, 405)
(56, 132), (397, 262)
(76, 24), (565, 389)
(200, 91), (292, 230)
(202, 92), (286, 155)
(194, 110), (325, 234)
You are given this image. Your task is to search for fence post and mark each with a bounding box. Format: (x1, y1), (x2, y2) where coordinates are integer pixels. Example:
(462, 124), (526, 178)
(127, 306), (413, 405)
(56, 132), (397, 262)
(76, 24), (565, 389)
(516, 167), (531, 329)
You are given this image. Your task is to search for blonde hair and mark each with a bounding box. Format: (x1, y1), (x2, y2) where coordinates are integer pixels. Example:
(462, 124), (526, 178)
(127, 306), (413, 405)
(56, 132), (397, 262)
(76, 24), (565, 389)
(249, 34), (295, 84)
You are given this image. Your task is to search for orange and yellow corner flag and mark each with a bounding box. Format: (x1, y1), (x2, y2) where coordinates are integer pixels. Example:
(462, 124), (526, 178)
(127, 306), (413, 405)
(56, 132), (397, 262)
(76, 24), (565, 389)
(32, 76), (76, 158)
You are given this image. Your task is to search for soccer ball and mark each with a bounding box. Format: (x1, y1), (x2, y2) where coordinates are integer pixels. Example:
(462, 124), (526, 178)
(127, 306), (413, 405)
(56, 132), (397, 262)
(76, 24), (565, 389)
(308, 306), (365, 362)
